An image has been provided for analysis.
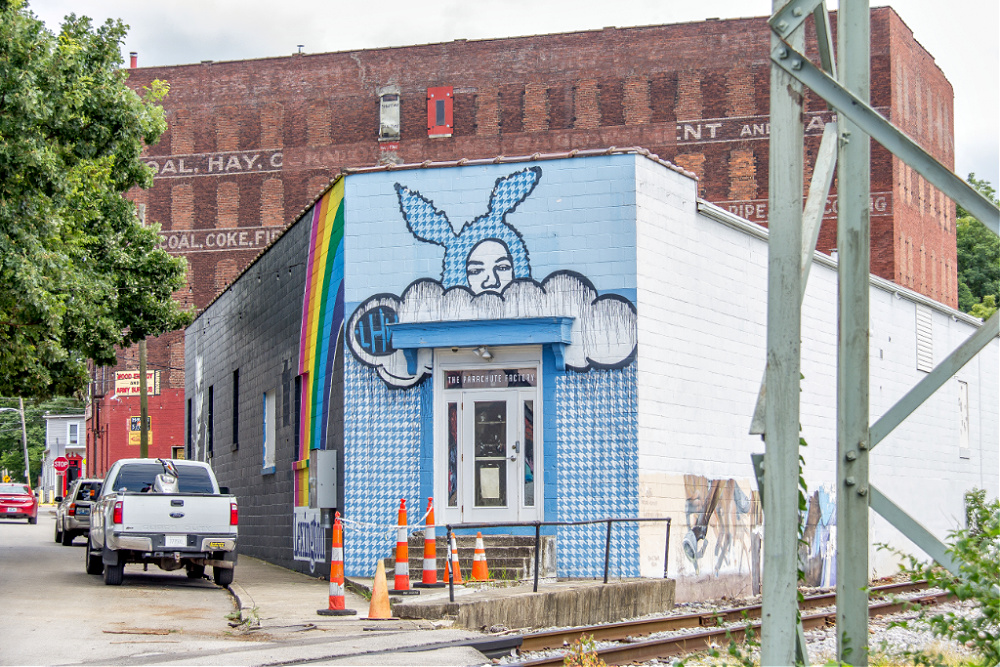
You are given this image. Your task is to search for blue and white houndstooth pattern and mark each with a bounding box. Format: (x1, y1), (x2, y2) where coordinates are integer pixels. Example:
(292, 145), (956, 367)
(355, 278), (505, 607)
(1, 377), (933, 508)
(396, 167), (539, 289)
(342, 353), (423, 577)
(556, 364), (639, 578)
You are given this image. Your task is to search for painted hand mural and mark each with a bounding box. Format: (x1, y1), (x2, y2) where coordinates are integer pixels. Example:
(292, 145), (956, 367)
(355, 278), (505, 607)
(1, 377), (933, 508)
(348, 168), (639, 389)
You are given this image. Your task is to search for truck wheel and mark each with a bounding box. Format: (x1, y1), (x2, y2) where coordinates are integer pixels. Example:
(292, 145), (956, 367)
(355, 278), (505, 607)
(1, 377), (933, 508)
(186, 564), (205, 579)
(55, 520), (63, 543)
(61, 527), (74, 546)
(104, 560), (124, 586)
(213, 566), (234, 587)
(85, 540), (103, 575)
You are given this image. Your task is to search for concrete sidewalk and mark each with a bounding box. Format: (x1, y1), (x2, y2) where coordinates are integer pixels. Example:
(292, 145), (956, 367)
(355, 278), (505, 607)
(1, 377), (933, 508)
(227, 555), (371, 628)
(223, 556), (488, 666)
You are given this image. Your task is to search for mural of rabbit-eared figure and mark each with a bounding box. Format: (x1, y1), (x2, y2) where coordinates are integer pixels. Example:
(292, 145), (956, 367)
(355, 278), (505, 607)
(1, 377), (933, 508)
(394, 167), (540, 294)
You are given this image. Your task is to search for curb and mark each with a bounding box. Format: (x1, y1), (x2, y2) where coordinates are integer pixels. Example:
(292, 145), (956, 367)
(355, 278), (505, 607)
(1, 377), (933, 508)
(227, 582), (259, 627)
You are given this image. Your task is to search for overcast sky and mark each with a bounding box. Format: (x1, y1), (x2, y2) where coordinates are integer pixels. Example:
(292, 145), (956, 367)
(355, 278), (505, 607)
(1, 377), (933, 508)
(28, 0), (999, 188)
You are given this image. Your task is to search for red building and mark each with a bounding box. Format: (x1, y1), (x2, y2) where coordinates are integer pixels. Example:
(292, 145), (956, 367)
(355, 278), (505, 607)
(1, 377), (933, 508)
(86, 379), (185, 478)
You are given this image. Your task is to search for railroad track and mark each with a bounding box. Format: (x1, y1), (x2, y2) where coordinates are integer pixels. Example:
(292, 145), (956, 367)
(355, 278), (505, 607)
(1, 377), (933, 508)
(471, 580), (946, 666)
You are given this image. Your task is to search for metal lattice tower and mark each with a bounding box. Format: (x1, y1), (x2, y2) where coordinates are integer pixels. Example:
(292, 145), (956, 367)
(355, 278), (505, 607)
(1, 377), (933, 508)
(757, 1), (1000, 664)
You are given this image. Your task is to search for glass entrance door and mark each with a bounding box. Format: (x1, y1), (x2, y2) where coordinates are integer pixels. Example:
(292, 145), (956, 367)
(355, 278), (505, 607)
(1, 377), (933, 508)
(459, 390), (540, 523)
(437, 356), (542, 525)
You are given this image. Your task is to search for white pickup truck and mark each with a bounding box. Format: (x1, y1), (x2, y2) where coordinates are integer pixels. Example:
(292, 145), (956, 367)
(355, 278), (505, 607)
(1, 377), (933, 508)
(86, 458), (238, 586)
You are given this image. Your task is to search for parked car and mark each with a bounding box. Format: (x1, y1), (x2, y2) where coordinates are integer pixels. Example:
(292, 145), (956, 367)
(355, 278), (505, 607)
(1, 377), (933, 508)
(55, 478), (102, 546)
(87, 458), (238, 586)
(0, 482), (38, 524)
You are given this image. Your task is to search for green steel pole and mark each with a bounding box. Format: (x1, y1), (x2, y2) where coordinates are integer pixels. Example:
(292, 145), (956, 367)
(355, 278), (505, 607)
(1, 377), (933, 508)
(836, 1), (871, 664)
(762, 1), (804, 663)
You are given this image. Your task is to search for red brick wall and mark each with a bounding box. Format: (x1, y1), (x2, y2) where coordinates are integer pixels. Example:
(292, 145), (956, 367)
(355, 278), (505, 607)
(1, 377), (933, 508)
(104, 7), (954, 423)
(85, 389), (186, 479)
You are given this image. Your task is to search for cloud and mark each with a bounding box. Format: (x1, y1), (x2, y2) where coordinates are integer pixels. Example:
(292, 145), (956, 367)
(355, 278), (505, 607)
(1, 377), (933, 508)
(347, 271), (636, 387)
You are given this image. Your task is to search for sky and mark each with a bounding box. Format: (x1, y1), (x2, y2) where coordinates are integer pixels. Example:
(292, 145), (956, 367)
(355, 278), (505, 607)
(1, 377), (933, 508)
(28, 0), (999, 189)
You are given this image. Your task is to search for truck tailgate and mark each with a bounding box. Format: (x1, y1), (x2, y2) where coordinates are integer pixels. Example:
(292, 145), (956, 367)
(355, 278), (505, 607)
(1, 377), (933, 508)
(119, 494), (235, 535)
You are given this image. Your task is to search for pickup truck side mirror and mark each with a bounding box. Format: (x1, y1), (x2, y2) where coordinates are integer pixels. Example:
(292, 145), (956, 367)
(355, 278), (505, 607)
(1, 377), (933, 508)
(219, 486), (230, 495)
(55, 496), (63, 503)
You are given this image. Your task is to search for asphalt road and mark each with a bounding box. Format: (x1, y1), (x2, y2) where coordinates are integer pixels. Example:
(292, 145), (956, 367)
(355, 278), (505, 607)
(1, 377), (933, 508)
(0, 512), (487, 667)
(0, 511), (243, 665)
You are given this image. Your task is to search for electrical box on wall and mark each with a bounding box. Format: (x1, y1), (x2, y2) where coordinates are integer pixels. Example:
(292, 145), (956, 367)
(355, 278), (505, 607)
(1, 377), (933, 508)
(313, 449), (338, 509)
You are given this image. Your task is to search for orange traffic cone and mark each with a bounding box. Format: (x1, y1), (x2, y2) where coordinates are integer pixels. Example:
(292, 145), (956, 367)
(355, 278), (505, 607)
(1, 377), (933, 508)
(470, 531), (490, 581)
(318, 512), (356, 616)
(389, 499), (419, 595)
(364, 560), (395, 620)
(414, 498), (445, 588)
(447, 532), (464, 584)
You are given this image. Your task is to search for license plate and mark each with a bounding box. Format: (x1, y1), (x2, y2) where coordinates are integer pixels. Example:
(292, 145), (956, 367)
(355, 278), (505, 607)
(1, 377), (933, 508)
(5, 507), (16, 513)
(207, 541), (227, 549)
(164, 535), (186, 548)
(77, 507), (90, 516)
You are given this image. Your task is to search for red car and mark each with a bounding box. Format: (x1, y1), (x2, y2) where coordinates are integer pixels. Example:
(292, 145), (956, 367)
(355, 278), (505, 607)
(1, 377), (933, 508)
(0, 483), (38, 524)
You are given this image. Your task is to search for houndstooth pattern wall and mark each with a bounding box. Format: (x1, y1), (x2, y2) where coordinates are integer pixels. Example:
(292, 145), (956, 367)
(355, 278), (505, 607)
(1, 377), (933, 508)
(556, 363), (639, 578)
(342, 353), (424, 577)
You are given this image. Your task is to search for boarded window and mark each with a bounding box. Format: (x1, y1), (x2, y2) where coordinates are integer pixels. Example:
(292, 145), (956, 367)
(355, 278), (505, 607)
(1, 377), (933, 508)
(958, 380), (970, 459)
(427, 87), (453, 137)
(379, 91), (401, 140)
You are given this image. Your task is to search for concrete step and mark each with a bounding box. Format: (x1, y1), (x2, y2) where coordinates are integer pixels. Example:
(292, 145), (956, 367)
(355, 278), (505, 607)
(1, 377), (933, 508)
(380, 534), (556, 583)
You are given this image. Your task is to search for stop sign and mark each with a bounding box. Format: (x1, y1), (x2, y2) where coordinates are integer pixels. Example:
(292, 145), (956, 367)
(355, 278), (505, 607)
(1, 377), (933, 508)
(53, 456), (69, 473)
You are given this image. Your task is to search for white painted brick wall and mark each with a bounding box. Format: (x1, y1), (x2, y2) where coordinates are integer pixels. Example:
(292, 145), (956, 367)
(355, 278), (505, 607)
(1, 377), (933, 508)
(634, 156), (998, 583)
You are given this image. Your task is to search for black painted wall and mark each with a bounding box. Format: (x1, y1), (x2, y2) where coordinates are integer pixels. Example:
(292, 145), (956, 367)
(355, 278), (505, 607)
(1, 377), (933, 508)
(185, 206), (341, 575)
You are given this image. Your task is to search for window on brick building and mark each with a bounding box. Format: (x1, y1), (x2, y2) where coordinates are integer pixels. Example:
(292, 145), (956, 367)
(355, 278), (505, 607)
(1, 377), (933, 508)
(207, 385), (214, 459)
(232, 369), (240, 450)
(263, 389), (276, 474)
(427, 87), (453, 138)
(379, 87), (401, 141)
(293, 375), (302, 453)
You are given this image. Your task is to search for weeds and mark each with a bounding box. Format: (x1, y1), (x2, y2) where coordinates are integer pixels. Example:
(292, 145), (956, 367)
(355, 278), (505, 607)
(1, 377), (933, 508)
(562, 635), (608, 667)
(880, 489), (998, 667)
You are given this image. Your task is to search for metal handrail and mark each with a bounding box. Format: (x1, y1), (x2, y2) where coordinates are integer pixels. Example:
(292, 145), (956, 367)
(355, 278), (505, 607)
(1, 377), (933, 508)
(443, 517), (671, 602)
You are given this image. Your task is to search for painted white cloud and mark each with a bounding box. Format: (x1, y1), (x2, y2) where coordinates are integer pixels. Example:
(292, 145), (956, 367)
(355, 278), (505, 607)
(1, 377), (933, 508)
(347, 271), (637, 388)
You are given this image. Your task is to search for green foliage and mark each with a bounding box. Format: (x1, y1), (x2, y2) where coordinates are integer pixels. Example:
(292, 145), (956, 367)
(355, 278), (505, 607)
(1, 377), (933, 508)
(0, 396), (83, 484)
(562, 635), (608, 667)
(955, 175), (999, 318)
(887, 489), (999, 666)
(0, 0), (192, 399)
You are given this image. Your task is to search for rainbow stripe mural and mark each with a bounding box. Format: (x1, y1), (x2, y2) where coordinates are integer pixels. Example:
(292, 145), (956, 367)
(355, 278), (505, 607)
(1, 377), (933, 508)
(296, 179), (346, 506)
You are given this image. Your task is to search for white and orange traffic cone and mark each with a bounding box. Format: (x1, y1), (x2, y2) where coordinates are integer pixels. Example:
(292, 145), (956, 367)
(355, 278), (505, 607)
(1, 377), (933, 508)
(317, 512), (356, 616)
(414, 498), (445, 588)
(389, 499), (419, 595)
(447, 532), (464, 584)
(470, 531), (490, 581)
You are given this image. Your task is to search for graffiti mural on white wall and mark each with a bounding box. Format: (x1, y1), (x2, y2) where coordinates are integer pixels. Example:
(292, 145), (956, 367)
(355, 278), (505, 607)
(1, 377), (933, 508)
(682, 474), (757, 579)
(679, 475), (837, 593)
(348, 167), (638, 388)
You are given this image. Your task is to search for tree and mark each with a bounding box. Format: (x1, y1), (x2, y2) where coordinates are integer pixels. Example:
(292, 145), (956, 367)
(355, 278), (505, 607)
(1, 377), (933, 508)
(0, 0), (192, 400)
(955, 174), (999, 318)
(0, 397), (82, 484)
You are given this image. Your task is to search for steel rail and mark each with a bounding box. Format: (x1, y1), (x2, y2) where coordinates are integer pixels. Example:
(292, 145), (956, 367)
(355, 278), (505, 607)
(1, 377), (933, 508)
(500, 581), (942, 665)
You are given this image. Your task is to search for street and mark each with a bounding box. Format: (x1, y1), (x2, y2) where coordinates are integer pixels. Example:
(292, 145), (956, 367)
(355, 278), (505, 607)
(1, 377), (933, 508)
(0, 512), (238, 665)
(0, 512), (486, 666)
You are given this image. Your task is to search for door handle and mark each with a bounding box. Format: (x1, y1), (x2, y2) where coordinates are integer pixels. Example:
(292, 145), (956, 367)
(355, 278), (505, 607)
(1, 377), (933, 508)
(510, 440), (519, 461)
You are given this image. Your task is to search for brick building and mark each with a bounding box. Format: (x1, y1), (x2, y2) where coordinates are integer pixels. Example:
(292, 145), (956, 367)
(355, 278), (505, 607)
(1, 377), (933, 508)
(90, 8), (959, 473)
(186, 150), (996, 596)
